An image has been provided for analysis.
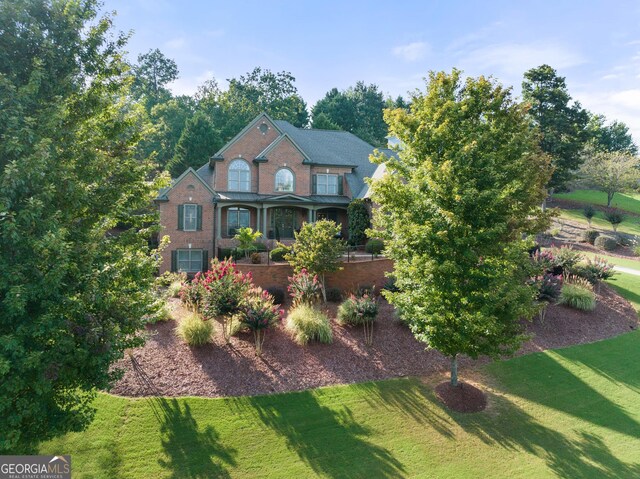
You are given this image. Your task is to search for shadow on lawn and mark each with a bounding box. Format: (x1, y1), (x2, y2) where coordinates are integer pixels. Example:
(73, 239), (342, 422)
(129, 355), (237, 478)
(450, 393), (640, 478)
(236, 390), (406, 478)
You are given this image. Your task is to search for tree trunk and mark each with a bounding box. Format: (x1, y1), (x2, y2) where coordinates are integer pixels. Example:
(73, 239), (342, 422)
(608, 191), (614, 207)
(450, 355), (458, 387)
(320, 273), (327, 303)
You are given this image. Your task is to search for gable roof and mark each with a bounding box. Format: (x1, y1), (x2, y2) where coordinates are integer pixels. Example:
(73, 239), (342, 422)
(255, 133), (310, 162)
(211, 112), (282, 160)
(154, 167), (216, 201)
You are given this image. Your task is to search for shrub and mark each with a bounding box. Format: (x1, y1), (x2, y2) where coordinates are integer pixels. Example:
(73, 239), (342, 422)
(582, 230), (599, 245)
(604, 209), (624, 232)
(531, 273), (562, 303)
(286, 304), (333, 345)
(167, 280), (183, 298)
(550, 245), (582, 274)
(251, 252), (262, 264)
(365, 239), (384, 255)
(594, 235), (617, 251)
(179, 275), (207, 312)
(265, 286), (285, 305)
(176, 313), (213, 346)
(325, 287), (343, 302)
(270, 246), (289, 262)
(357, 284), (374, 296)
(573, 256), (615, 288)
(559, 284), (596, 311)
(146, 301), (173, 324)
(253, 241), (268, 252)
(337, 293), (379, 345)
(218, 248), (243, 260)
(531, 249), (556, 274)
(615, 234), (633, 247)
(155, 271), (187, 288)
(238, 288), (283, 356)
(634, 244), (640, 257)
(288, 269), (321, 306)
(347, 199), (370, 246)
(583, 205), (596, 226)
(234, 227), (262, 257)
(383, 275), (399, 293)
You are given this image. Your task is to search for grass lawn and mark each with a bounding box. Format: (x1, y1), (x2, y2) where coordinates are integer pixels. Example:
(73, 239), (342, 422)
(579, 250), (640, 271)
(607, 271), (640, 313)
(555, 189), (640, 214)
(557, 208), (640, 236)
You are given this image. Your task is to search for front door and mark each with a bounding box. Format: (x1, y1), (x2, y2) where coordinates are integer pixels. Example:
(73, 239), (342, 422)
(270, 208), (297, 239)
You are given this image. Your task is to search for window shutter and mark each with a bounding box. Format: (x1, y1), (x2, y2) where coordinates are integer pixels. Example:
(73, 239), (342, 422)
(337, 175), (343, 195)
(312, 174), (317, 194)
(177, 205), (184, 230)
(201, 250), (208, 272)
(171, 250), (177, 272)
(196, 205), (203, 231)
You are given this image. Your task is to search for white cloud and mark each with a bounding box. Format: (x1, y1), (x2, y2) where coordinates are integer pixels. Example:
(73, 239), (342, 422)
(601, 73), (621, 80)
(458, 42), (586, 77)
(574, 88), (640, 145)
(168, 70), (216, 96)
(165, 37), (187, 50)
(392, 42), (430, 62)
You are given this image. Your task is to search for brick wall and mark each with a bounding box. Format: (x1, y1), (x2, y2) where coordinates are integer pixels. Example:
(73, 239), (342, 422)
(158, 170), (215, 274)
(258, 138), (309, 195)
(236, 258), (393, 293)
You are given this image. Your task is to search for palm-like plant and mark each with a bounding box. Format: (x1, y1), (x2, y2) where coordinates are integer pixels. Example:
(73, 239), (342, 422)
(234, 227), (262, 258)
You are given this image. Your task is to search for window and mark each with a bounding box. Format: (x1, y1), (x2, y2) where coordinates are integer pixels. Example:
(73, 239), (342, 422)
(316, 174), (339, 195)
(227, 207), (250, 236)
(228, 159), (250, 191)
(183, 204), (197, 231)
(275, 168), (294, 192)
(177, 249), (203, 272)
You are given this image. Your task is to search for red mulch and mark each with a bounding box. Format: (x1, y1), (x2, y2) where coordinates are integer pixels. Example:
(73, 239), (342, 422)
(435, 382), (487, 413)
(554, 239), (639, 260)
(111, 285), (638, 398)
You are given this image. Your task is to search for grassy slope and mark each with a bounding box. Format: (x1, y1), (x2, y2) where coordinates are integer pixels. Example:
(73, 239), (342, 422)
(555, 189), (640, 214)
(557, 209), (640, 236)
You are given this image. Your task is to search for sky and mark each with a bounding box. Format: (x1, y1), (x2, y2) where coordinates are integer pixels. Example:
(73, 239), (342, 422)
(104, 0), (640, 142)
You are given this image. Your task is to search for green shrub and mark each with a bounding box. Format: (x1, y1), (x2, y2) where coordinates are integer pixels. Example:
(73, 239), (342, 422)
(337, 294), (379, 326)
(347, 199), (370, 246)
(325, 287), (343, 302)
(270, 247), (289, 261)
(365, 239), (384, 255)
(383, 275), (399, 292)
(550, 245), (582, 273)
(604, 209), (624, 232)
(176, 313), (213, 346)
(288, 269), (321, 306)
(253, 241), (267, 252)
(265, 286), (286, 305)
(616, 234), (632, 247)
(582, 230), (599, 245)
(218, 248), (243, 260)
(634, 244), (640, 257)
(251, 252), (262, 264)
(286, 304), (333, 345)
(583, 205), (596, 225)
(238, 289), (283, 356)
(145, 301), (173, 324)
(167, 280), (183, 298)
(155, 271), (187, 288)
(559, 284), (596, 311)
(594, 235), (617, 251)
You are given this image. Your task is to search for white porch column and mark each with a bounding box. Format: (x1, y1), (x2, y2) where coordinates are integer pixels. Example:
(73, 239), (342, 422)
(215, 203), (222, 240)
(307, 208), (313, 223)
(256, 208), (261, 235)
(262, 206), (268, 237)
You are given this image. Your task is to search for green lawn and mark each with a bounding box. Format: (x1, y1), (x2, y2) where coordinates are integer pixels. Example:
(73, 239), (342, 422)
(555, 189), (640, 214)
(558, 208), (640, 236)
(579, 250), (640, 271)
(607, 271), (640, 313)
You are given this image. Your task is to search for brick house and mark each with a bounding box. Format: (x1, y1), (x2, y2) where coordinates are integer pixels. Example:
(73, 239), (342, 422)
(155, 112), (392, 274)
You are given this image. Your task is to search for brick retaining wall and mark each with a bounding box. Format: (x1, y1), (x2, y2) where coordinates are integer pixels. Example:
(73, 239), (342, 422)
(236, 258), (393, 292)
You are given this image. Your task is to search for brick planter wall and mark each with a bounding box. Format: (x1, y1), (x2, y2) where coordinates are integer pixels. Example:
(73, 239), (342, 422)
(236, 258), (393, 292)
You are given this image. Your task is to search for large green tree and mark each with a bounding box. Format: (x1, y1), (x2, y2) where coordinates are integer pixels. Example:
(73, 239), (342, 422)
(311, 82), (388, 146)
(0, 0), (164, 452)
(522, 64), (589, 190)
(168, 111), (223, 176)
(132, 48), (179, 108)
(579, 147), (640, 206)
(370, 70), (553, 387)
(586, 113), (638, 155)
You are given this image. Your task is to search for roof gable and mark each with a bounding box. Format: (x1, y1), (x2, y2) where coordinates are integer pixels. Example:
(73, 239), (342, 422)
(155, 167), (216, 201)
(256, 133), (309, 162)
(211, 112), (282, 160)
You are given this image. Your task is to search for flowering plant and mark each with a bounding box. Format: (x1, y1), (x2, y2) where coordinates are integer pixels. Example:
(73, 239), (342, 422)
(238, 288), (284, 356)
(179, 273), (207, 312)
(288, 268), (321, 306)
(531, 250), (555, 274)
(337, 293), (379, 345)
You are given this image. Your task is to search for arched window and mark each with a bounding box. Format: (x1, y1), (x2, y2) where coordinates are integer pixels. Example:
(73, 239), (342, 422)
(275, 168), (294, 192)
(228, 159), (250, 191)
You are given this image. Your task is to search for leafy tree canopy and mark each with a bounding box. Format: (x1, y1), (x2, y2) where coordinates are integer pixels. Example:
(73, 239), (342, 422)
(0, 0), (165, 452)
(370, 70), (553, 386)
(586, 113), (638, 155)
(522, 64), (589, 190)
(311, 82), (388, 146)
(579, 146), (640, 206)
(132, 48), (179, 108)
(167, 111), (223, 177)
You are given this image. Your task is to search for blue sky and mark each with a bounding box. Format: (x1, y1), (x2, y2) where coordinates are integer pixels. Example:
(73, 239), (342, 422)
(106, 0), (640, 141)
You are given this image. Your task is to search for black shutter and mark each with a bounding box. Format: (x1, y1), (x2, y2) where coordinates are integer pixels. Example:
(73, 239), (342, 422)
(171, 250), (177, 272)
(196, 205), (203, 231)
(177, 205), (183, 230)
(201, 250), (208, 272)
(312, 174), (317, 194)
(337, 175), (343, 195)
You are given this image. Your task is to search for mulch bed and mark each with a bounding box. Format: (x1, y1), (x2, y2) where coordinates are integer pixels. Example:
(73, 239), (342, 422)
(111, 285), (638, 399)
(435, 382), (487, 413)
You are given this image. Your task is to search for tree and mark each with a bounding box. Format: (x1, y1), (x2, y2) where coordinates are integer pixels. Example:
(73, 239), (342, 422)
(132, 48), (179, 108)
(369, 70), (553, 387)
(167, 111), (223, 177)
(579, 147), (640, 206)
(312, 82), (388, 146)
(285, 220), (345, 302)
(311, 112), (341, 130)
(0, 0), (164, 452)
(234, 227), (262, 258)
(586, 113), (638, 155)
(347, 199), (370, 246)
(522, 65), (589, 190)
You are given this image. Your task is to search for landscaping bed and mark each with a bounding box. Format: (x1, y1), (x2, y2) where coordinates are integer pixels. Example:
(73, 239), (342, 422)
(111, 287), (638, 398)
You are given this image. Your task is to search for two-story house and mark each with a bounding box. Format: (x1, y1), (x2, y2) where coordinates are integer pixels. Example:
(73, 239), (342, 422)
(155, 112), (391, 274)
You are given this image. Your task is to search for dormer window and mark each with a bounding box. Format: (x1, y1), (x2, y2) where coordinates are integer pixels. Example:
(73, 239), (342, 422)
(228, 159), (250, 191)
(275, 168), (294, 192)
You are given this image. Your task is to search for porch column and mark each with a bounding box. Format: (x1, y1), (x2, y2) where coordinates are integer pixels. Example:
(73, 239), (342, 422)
(307, 208), (313, 223)
(256, 208), (261, 235)
(262, 206), (268, 236)
(215, 203), (222, 240)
